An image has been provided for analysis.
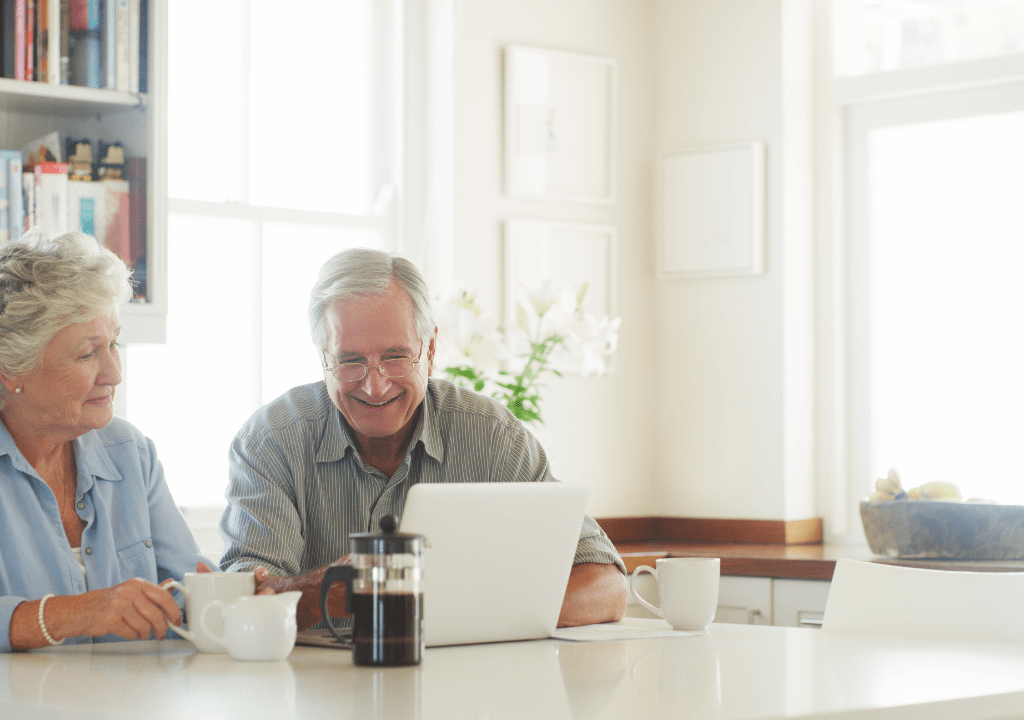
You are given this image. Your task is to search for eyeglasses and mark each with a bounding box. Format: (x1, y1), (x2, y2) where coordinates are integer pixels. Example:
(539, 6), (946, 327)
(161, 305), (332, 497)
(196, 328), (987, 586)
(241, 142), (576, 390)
(322, 343), (424, 383)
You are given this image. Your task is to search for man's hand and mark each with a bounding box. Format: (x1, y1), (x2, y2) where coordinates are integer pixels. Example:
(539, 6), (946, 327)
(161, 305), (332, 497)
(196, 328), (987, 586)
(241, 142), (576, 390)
(252, 556), (351, 630)
(557, 563), (627, 628)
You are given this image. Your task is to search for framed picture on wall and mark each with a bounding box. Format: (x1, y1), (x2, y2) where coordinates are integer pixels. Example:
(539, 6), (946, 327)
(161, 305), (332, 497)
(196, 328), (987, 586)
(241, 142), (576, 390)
(658, 141), (766, 278)
(503, 219), (618, 372)
(504, 45), (617, 205)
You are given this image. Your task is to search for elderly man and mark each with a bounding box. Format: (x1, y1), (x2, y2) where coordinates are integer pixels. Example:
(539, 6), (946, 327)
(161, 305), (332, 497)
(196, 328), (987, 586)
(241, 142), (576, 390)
(219, 248), (626, 630)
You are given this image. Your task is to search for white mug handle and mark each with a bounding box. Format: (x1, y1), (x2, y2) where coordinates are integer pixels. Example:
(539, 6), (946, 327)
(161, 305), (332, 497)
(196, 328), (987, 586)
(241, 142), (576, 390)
(629, 565), (665, 619)
(199, 600), (229, 651)
(163, 580), (197, 643)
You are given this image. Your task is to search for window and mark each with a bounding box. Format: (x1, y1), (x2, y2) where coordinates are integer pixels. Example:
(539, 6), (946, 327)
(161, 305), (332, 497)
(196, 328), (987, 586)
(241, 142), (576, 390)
(126, 0), (397, 510)
(838, 0), (1024, 75)
(828, 1), (1024, 537)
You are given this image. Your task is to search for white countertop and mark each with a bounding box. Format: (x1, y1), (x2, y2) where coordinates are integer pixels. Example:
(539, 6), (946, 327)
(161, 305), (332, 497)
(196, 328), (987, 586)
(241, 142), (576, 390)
(5, 620), (1024, 719)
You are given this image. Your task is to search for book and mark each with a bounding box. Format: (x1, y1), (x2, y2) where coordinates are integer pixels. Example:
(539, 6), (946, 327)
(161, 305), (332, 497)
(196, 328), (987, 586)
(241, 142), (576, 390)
(127, 156), (145, 262)
(34, 161), (68, 233)
(1, 1), (15, 78)
(14, 0), (26, 81)
(114, 0), (127, 91)
(67, 179), (130, 262)
(0, 150), (25, 240)
(36, 0), (46, 81)
(25, 0), (34, 83)
(8, 153), (24, 239)
(0, 157), (11, 241)
(70, 0), (98, 30)
(69, 0), (99, 87)
(69, 27), (99, 86)
(102, 0), (114, 88)
(46, 0), (59, 83)
(136, 0), (145, 93)
(127, 0), (138, 92)
(22, 171), (35, 230)
(60, 0), (69, 82)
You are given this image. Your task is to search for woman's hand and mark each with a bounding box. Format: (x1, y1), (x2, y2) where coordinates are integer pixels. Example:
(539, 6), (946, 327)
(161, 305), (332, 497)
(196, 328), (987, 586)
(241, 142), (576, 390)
(65, 578), (184, 641)
(10, 578), (184, 649)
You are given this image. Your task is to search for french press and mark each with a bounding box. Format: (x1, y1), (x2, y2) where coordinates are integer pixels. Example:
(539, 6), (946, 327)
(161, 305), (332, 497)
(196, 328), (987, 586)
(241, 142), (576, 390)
(320, 515), (426, 666)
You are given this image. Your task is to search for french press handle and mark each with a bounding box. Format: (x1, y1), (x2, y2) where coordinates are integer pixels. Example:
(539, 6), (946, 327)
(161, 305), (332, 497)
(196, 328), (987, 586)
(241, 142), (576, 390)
(319, 564), (357, 645)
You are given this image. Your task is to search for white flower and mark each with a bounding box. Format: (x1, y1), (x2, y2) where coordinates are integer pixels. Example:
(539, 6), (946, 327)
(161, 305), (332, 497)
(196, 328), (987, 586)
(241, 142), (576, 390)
(557, 313), (621, 377)
(434, 286), (505, 375)
(517, 280), (577, 342)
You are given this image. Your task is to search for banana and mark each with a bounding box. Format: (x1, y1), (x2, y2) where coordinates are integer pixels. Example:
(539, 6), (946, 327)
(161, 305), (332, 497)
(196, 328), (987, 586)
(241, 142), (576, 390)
(870, 468), (905, 500)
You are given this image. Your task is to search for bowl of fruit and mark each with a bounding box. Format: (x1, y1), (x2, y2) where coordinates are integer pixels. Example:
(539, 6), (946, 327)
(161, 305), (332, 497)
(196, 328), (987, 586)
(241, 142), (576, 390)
(860, 469), (1024, 560)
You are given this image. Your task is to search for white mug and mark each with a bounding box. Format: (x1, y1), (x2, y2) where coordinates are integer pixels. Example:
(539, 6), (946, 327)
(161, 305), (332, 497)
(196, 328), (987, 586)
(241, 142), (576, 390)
(629, 558), (720, 631)
(200, 591), (302, 661)
(164, 572), (255, 652)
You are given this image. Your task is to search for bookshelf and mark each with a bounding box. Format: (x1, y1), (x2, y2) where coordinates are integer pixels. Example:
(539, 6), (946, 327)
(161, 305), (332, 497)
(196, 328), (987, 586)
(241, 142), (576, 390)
(0, 0), (166, 344)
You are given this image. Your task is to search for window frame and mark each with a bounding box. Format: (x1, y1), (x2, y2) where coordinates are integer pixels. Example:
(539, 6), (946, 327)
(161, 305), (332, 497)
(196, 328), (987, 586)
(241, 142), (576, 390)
(818, 2), (1024, 540)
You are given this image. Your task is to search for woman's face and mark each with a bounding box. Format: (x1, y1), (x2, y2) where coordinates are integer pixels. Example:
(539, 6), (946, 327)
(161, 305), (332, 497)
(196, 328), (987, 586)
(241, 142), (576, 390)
(11, 315), (122, 442)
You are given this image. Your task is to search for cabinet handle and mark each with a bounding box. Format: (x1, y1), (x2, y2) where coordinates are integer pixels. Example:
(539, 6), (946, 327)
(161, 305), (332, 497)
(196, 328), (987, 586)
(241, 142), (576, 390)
(800, 617), (824, 628)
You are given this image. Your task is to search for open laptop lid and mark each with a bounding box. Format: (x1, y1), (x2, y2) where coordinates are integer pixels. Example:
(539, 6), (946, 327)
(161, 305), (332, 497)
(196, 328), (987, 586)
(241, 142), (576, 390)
(398, 482), (589, 647)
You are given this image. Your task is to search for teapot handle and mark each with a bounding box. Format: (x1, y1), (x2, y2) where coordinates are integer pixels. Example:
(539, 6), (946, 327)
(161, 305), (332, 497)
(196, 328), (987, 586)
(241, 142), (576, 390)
(319, 564), (356, 645)
(199, 600), (229, 650)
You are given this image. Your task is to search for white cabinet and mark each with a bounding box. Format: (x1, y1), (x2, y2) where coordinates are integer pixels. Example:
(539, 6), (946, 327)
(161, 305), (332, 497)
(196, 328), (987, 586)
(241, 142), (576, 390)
(715, 576), (773, 625)
(628, 574), (832, 628)
(772, 579), (831, 629)
(0, 0), (167, 344)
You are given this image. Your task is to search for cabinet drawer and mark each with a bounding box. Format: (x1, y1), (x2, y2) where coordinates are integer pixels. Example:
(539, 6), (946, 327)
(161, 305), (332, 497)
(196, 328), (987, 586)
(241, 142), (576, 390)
(772, 579), (831, 628)
(715, 576), (772, 625)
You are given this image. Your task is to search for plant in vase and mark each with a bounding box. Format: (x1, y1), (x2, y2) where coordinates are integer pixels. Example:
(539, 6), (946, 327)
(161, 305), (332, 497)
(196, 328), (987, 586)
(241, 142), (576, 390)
(434, 281), (620, 424)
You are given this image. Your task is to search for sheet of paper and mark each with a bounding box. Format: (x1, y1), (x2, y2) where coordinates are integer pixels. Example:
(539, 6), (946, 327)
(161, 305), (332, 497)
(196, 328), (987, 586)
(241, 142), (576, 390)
(551, 617), (704, 642)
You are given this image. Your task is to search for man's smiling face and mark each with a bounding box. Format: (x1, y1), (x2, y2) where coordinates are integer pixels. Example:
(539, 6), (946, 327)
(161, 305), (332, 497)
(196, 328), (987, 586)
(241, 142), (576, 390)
(322, 281), (433, 452)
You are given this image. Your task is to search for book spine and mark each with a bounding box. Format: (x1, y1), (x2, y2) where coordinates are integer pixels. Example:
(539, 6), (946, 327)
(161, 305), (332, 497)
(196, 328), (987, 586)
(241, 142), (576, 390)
(127, 157), (145, 299)
(60, 0), (69, 83)
(136, 0), (146, 93)
(35, 162), (68, 233)
(0, 158), (10, 242)
(114, 0), (127, 92)
(8, 155), (24, 239)
(22, 172), (35, 231)
(69, 28), (99, 86)
(127, 157), (145, 264)
(102, 0), (114, 88)
(47, 0), (59, 82)
(127, 0), (138, 92)
(14, 0), (26, 81)
(0, 152), (25, 241)
(70, 0), (98, 30)
(25, 0), (34, 82)
(35, 0), (46, 82)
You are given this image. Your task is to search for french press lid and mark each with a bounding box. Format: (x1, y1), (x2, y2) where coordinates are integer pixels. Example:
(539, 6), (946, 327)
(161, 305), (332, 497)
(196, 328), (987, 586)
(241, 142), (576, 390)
(349, 514), (425, 555)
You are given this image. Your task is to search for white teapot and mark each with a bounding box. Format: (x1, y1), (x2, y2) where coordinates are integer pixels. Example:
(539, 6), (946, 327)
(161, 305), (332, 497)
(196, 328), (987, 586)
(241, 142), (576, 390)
(200, 591), (302, 661)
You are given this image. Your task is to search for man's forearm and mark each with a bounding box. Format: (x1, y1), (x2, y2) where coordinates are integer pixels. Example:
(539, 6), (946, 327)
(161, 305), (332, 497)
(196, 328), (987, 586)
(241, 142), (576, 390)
(557, 562), (627, 628)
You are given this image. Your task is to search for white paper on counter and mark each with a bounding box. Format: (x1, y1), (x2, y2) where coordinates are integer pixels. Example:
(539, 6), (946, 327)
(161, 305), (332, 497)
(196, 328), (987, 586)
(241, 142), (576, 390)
(551, 617), (704, 642)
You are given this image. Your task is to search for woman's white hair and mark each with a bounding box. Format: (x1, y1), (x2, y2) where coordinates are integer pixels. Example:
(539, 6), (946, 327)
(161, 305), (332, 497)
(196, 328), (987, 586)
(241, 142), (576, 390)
(0, 228), (133, 408)
(308, 248), (435, 351)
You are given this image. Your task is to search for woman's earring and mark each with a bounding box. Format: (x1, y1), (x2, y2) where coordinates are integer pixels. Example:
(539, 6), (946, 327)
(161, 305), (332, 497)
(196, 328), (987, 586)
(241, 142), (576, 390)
(14, 387), (21, 394)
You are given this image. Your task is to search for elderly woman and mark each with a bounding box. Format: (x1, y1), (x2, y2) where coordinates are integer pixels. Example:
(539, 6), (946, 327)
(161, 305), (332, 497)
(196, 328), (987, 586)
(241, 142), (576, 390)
(0, 229), (212, 652)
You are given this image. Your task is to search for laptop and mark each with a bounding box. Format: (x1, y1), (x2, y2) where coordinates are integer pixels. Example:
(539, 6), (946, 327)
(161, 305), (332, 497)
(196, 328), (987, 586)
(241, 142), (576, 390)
(400, 481), (589, 647)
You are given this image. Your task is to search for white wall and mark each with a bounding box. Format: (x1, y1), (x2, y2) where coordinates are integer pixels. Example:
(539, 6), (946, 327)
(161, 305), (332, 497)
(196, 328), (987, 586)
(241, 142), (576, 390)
(651, 0), (816, 520)
(451, 0), (818, 522)
(452, 0), (658, 517)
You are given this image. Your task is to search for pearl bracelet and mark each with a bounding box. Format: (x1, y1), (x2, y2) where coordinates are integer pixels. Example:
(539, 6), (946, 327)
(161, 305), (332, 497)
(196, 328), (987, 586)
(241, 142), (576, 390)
(38, 594), (63, 646)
